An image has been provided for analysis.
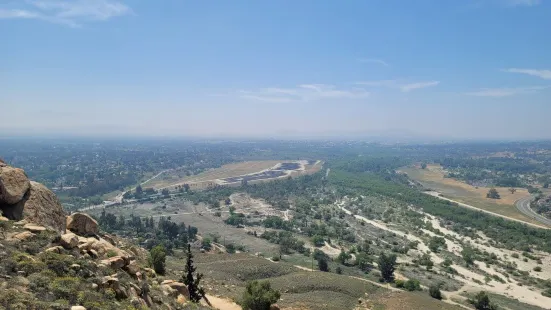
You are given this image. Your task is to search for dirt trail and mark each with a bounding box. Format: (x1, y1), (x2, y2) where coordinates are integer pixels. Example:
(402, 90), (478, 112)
(205, 295), (241, 310)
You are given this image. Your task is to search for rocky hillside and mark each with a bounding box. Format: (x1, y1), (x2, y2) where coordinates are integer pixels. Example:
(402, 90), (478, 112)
(0, 161), (211, 310)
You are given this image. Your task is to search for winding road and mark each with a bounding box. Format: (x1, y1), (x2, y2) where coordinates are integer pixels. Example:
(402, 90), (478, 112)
(425, 191), (549, 229)
(515, 196), (551, 227)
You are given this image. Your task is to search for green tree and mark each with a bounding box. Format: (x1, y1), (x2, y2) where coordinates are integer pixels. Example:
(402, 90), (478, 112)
(462, 247), (475, 266)
(311, 235), (325, 247)
(136, 185), (143, 196)
(378, 252), (397, 282)
(421, 163), (427, 169)
(317, 256), (329, 272)
(486, 188), (500, 199)
(240, 280), (281, 310)
(428, 236), (446, 252)
(470, 291), (498, 310)
(182, 244), (205, 303)
(149, 245), (166, 275)
(429, 284), (442, 300)
(161, 188), (170, 197)
(337, 250), (351, 265)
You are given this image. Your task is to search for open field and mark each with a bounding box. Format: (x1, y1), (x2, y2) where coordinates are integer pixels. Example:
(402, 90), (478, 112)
(400, 164), (544, 226)
(142, 160), (323, 190)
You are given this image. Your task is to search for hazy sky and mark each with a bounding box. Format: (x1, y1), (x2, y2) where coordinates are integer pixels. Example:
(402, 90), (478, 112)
(1, 0), (551, 140)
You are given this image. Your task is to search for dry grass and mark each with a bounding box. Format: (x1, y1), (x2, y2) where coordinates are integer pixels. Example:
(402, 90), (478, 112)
(369, 290), (465, 310)
(401, 164), (541, 225)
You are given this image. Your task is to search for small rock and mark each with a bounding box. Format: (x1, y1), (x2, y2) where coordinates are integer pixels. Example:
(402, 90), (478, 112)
(0, 216), (9, 222)
(124, 260), (140, 275)
(17, 270), (26, 276)
(23, 224), (46, 233)
(101, 256), (126, 269)
(71, 306), (87, 310)
(177, 294), (187, 304)
(14, 220), (27, 226)
(13, 231), (35, 241)
(44, 246), (64, 253)
(143, 267), (156, 278)
(70, 264), (81, 270)
(91, 283), (98, 290)
(60, 232), (79, 249)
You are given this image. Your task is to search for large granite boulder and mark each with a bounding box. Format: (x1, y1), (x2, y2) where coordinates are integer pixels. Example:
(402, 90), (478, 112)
(0, 178), (65, 233)
(67, 212), (99, 236)
(0, 165), (30, 205)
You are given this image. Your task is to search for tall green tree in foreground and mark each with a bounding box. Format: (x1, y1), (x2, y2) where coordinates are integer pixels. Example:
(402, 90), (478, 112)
(182, 244), (205, 303)
(378, 252), (397, 282)
(240, 280), (281, 310)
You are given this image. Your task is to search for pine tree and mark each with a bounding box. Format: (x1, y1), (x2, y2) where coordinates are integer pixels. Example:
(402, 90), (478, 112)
(182, 243), (205, 302)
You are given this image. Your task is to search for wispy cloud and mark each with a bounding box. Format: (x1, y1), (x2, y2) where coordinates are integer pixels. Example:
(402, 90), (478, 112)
(0, 0), (131, 27)
(503, 68), (551, 80)
(400, 81), (440, 92)
(358, 58), (390, 67)
(466, 86), (549, 97)
(239, 84), (369, 103)
(356, 80), (440, 92)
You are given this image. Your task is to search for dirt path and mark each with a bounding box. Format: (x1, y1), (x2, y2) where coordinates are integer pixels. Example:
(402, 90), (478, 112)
(205, 295), (241, 310)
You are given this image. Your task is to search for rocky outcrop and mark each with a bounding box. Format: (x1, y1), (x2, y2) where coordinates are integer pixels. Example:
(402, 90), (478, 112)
(0, 170), (66, 233)
(0, 163), (66, 233)
(0, 165), (30, 205)
(67, 213), (99, 236)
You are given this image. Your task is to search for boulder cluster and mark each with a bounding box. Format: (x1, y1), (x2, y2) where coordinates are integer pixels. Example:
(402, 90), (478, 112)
(0, 160), (196, 309)
(0, 160), (66, 233)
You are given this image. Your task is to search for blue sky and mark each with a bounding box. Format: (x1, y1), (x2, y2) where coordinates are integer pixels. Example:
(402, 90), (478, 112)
(1, 0), (551, 140)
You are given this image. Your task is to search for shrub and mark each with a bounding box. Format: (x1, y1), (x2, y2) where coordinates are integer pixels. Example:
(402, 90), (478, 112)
(50, 277), (81, 304)
(534, 266), (542, 272)
(11, 252), (46, 275)
(394, 279), (405, 288)
(469, 291), (497, 310)
(403, 279), (421, 291)
(38, 251), (76, 276)
(429, 284), (442, 300)
(335, 266), (343, 274)
(106, 249), (118, 258)
(240, 280), (281, 310)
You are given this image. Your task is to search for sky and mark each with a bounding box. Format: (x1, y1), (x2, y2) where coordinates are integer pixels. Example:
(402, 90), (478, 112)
(1, 0), (551, 140)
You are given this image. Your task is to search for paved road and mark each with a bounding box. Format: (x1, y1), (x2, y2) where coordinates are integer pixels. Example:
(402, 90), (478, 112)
(515, 196), (551, 227)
